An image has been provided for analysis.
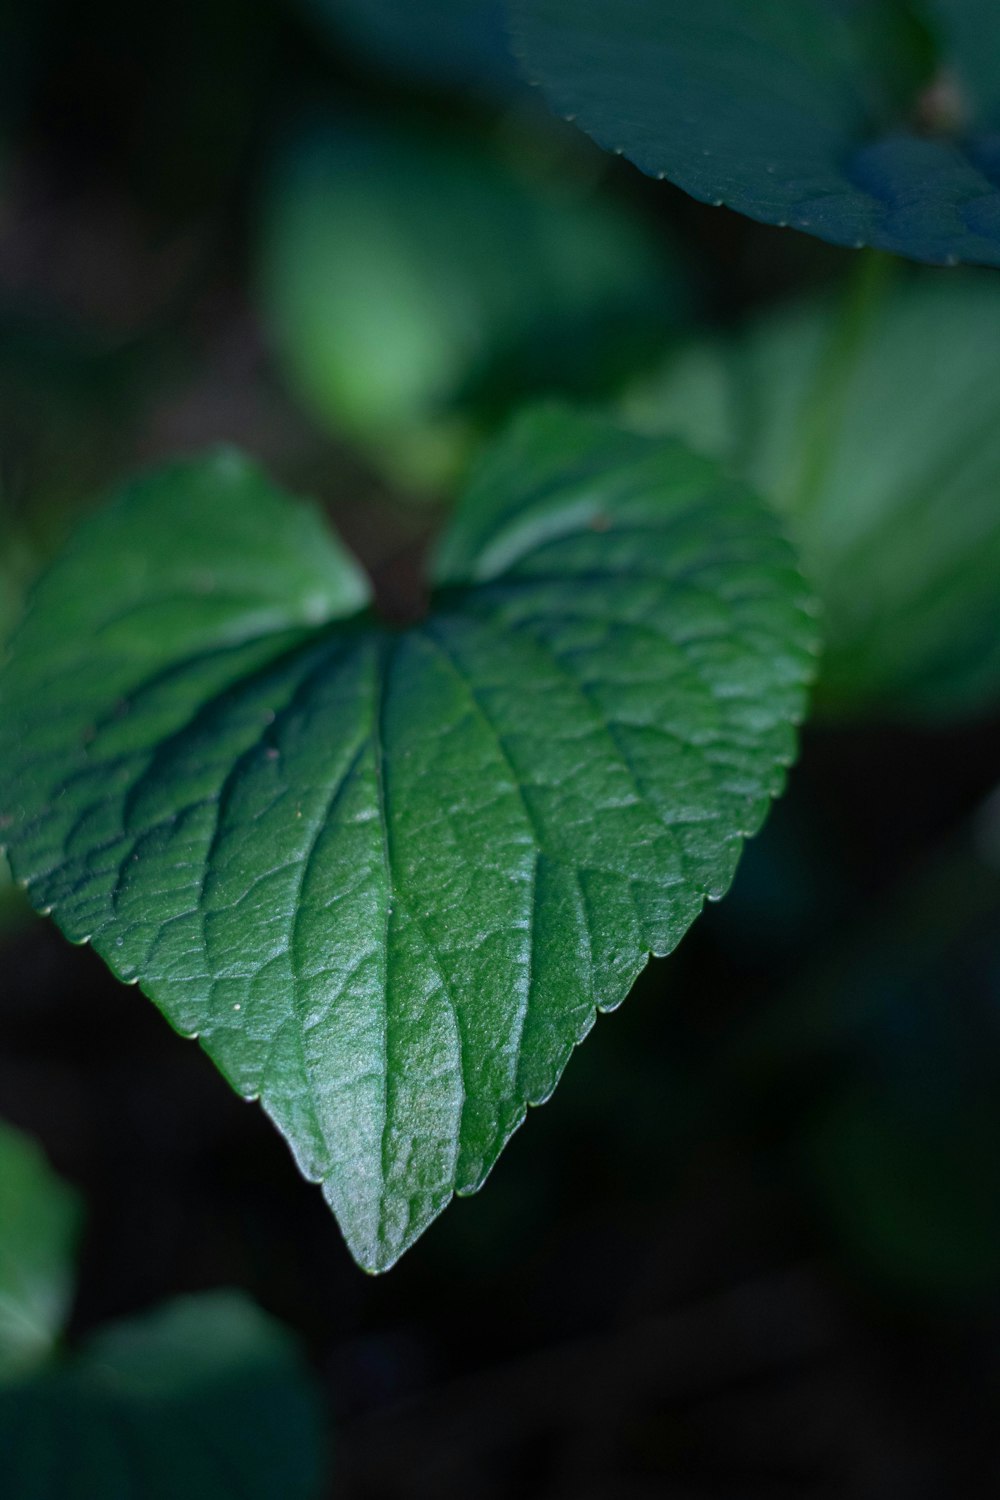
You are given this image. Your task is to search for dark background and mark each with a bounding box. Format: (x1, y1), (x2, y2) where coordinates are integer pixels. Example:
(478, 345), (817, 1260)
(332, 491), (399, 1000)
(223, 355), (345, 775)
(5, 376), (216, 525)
(2, 1), (1000, 1494)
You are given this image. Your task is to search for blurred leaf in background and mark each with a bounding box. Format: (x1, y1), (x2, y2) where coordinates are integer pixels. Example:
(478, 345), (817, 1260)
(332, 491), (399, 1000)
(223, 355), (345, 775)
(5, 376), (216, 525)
(0, 1295), (329, 1500)
(0, 1119), (328, 1499)
(300, 0), (520, 94)
(623, 263), (1000, 720)
(511, 0), (1000, 266)
(0, 1122), (80, 1382)
(257, 109), (686, 494)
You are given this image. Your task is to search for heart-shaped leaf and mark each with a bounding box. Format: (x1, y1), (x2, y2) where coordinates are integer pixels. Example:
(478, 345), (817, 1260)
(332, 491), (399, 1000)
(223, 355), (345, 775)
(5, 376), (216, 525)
(511, 0), (1000, 267)
(0, 1293), (327, 1499)
(0, 1121), (80, 1383)
(623, 265), (1000, 719)
(0, 410), (817, 1269)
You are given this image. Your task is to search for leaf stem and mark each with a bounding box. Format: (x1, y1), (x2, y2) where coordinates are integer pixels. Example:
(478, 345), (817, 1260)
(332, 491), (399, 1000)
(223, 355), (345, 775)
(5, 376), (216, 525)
(793, 248), (895, 519)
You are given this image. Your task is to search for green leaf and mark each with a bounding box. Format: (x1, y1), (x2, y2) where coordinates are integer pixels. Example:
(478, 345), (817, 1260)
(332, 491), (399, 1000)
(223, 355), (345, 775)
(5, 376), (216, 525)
(0, 413), (817, 1269)
(624, 265), (1000, 718)
(0, 1122), (81, 1383)
(257, 112), (683, 493)
(300, 0), (518, 92)
(0, 1115), (327, 1492)
(0, 501), (24, 648)
(0, 855), (27, 938)
(0, 1293), (327, 1499)
(0, 585), (13, 650)
(511, 0), (1000, 267)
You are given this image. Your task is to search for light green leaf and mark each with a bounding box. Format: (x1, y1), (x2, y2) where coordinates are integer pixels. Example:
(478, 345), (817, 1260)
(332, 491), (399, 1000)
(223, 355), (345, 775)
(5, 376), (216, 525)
(0, 1122), (81, 1383)
(257, 113), (683, 493)
(511, 0), (1000, 267)
(0, 1293), (327, 1500)
(0, 412), (817, 1269)
(624, 266), (1000, 718)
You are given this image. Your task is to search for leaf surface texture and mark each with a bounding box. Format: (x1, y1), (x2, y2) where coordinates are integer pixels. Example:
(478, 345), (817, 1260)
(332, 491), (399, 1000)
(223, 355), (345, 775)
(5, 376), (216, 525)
(0, 413), (816, 1268)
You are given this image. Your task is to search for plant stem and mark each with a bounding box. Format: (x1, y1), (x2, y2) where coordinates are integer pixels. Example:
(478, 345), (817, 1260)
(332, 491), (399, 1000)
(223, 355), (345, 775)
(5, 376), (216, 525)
(793, 248), (895, 518)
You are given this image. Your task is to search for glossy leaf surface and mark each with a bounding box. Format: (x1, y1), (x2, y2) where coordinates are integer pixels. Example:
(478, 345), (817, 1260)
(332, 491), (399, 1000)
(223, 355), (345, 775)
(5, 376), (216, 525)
(0, 413), (816, 1268)
(624, 267), (1000, 718)
(0, 1122), (80, 1382)
(0, 1293), (326, 1500)
(512, 0), (1000, 266)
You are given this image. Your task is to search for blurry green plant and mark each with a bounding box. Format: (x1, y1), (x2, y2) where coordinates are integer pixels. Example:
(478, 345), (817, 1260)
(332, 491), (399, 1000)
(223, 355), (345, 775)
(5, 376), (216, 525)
(1, 0), (999, 1277)
(622, 261), (1000, 718)
(0, 1122), (80, 1383)
(257, 108), (684, 494)
(0, 1119), (328, 1498)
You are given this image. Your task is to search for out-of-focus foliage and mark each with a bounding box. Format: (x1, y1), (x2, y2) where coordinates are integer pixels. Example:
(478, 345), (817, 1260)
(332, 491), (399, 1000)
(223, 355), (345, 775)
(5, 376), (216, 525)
(512, 0), (1000, 267)
(0, 1122), (80, 1382)
(731, 790), (1000, 1302)
(0, 1294), (328, 1500)
(0, 1116), (327, 1499)
(257, 110), (685, 493)
(301, 0), (519, 93)
(624, 264), (1000, 720)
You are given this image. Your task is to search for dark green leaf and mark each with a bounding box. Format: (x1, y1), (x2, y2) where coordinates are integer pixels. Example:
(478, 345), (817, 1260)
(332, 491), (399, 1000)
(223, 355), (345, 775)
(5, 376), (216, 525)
(624, 265), (1000, 718)
(0, 1293), (327, 1500)
(511, 0), (1000, 266)
(0, 572), (14, 654)
(0, 526), (37, 932)
(0, 413), (817, 1269)
(0, 1123), (81, 1383)
(257, 113), (683, 493)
